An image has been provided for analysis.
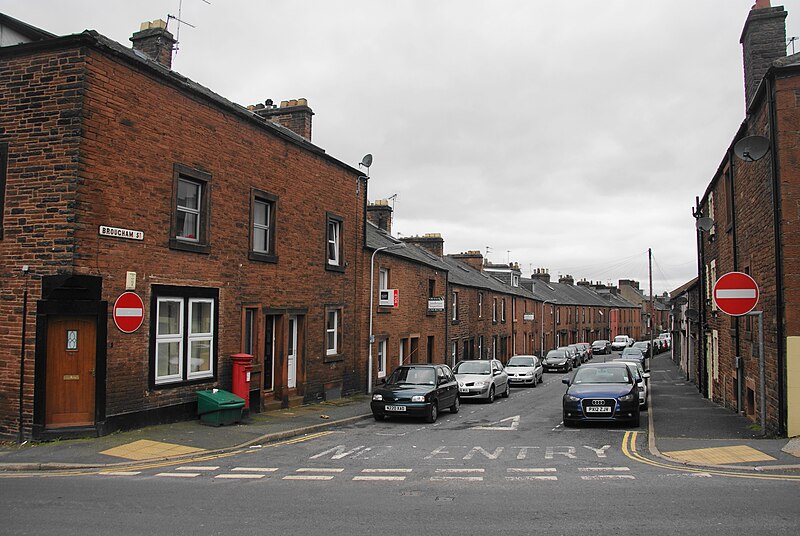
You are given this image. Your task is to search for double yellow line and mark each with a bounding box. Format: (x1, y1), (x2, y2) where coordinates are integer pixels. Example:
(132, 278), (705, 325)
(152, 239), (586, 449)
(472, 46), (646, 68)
(622, 431), (800, 482)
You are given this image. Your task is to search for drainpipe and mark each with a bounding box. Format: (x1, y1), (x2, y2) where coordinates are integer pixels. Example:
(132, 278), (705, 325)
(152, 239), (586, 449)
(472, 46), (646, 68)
(766, 75), (786, 436)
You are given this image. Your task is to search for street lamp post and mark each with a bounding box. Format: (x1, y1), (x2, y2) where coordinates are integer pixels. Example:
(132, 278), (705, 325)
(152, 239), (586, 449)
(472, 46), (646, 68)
(368, 243), (405, 394)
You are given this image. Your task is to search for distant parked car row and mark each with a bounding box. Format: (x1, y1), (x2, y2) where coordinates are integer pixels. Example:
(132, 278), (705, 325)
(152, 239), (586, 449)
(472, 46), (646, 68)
(371, 355), (546, 422)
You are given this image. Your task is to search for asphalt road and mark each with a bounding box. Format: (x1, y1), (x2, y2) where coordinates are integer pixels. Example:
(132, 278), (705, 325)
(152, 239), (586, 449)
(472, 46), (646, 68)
(2, 353), (798, 535)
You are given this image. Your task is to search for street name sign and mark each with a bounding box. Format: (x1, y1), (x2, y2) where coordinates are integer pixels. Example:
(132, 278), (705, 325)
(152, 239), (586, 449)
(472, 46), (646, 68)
(713, 272), (759, 316)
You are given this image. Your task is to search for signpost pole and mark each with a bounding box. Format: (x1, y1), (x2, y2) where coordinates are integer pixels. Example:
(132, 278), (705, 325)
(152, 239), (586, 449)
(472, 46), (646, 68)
(744, 310), (767, 436)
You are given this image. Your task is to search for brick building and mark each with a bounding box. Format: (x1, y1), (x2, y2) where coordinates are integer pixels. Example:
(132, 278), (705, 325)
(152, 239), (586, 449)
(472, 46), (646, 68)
(0, 19), (366, 439)
(695, 0), (799, 436)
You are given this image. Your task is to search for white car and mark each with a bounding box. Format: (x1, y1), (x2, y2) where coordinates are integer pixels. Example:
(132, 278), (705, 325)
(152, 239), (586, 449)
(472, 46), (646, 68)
(615, 359), (650, 409)
(453, 359), (510, 402)
(611, 335), (633, 351)
(505, 355), (543, 387)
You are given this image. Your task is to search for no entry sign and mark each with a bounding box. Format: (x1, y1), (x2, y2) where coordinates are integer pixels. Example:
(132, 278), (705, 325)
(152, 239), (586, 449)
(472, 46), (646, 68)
(713, 272), (759, 316)
(113, 291), (144, 333)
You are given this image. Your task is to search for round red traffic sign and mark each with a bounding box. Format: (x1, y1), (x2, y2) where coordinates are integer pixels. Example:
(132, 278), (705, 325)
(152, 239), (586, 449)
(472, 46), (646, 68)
(713, 272), (759, 316)
(113, 291), (144, 333)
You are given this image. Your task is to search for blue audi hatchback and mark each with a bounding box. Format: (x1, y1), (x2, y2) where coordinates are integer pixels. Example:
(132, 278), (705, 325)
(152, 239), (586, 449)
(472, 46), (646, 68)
(562, 362), (641, 427)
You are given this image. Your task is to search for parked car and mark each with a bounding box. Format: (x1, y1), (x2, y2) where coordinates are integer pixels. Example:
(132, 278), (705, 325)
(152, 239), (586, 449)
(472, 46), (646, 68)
(611, 335), (633, 351)
(576, 342), (593, 361)
(614, 360), (649, 409)
(591, 340), (611, 355)
(620, 347), (646, 366)
(543, 349), (573, 372)
(453, 359), (509, 402)
(632, 340), (651, 357)
(559, 346), (581, 367)
(567, 344), (587, 364)
(371, 364), (459, 422)
(506, 355), (544, 387)
(562, 362), (642, 427)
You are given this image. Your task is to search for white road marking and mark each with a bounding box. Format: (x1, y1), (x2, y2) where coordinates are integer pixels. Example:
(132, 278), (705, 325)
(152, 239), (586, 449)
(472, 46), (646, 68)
(156, 472), (200, 478)
(231, 467), (278, 472)
(99, 471), (141, 476)
(283, 475), (335, 481)
(360, 468), (413, 473)
(430, 476), (484, 482)
(435, 468), (485, 473)
(215, 474), (265, 479)
(507, 468), (557, 473)
(175, 466), (218, 471)
(471, 415), (520, 430)
(296, 468), (344, 473)
(352, 476), (407, 481)
(578, 467), (630, 472)
(505, 476), (558, 481)
(581, 475), (636, 480)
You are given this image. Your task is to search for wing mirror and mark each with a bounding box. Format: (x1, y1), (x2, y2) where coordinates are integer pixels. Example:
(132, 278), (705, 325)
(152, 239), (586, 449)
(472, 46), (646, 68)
(562, 377), (571, 386)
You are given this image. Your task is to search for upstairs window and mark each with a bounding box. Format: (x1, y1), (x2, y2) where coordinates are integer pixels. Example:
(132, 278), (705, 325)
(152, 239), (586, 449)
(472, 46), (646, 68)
(326, 213), (344, 272)
(250, 189), (277, 262)
(170, 164), (211, 253)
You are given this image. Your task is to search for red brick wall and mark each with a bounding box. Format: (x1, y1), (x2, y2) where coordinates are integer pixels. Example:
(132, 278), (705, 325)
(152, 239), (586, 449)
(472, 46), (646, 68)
(0, 42), (365, 434)
(0, 47), (86, 435)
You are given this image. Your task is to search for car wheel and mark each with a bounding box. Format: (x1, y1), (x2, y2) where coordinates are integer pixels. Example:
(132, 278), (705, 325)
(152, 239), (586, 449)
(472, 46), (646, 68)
(532, 375), (538, 388)
(502, 382), (510, 398)
(450, 396), (460, 414)
(486, 386), (495, 403)
(373, 412), (384, 421)
(426, 402), (438, 423)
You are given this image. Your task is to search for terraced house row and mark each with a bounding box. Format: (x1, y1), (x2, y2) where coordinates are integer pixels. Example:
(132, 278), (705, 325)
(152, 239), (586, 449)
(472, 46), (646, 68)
(0, 14), (649, 440)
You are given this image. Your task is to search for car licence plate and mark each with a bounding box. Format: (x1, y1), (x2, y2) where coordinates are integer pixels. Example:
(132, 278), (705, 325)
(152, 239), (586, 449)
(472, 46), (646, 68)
(585, 406), (612, 413)
(459, 387), (470, 393)
(385, 405), (406, 412)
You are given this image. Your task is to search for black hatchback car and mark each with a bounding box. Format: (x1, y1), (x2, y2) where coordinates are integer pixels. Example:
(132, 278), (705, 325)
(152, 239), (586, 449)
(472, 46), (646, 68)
(371, 364), (459, 423)
(562, 362), (641, 427)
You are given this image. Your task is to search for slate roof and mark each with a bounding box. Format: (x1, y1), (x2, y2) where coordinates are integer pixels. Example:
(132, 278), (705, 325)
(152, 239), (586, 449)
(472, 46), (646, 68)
(366, 223), (449, 272)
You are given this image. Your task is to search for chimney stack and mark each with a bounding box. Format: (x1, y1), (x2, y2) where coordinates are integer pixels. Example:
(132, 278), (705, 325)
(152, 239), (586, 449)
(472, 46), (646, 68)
(402, 233), (444, 257)
(449, 251), (484, 271)
(530, 268), (551, 283)
(740, 1), (787, 108)
(130, 20), (175, 69)
(367, 200), (393, 234)
(250, 98), (314, 140)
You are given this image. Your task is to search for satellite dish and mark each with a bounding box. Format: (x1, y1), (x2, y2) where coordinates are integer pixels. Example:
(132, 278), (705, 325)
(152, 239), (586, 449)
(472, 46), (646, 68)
(696, 217), (715, 232)
(360, 154), (373, 168)
(685, 309), (699, 321)
(733, 135), (770, 162)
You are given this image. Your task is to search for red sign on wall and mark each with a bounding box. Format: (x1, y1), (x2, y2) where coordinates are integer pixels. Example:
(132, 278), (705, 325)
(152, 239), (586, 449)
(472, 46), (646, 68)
(113, 291), (145, 333)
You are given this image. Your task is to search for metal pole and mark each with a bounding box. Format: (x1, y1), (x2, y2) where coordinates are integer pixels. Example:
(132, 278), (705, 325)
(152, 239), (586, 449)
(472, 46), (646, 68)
(649, 248), (654, 367)
(757, 311), (766, 435)
(18, 269), (29, 444)
(367, 244), (403, 394)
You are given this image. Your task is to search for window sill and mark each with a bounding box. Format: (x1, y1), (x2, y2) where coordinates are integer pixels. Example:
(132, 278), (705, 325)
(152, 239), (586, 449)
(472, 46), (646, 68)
(170, 238), (210, 254)
(324, 353), (344, 364)
(325, 263), (346, 273)
(249, 251), (278, 264)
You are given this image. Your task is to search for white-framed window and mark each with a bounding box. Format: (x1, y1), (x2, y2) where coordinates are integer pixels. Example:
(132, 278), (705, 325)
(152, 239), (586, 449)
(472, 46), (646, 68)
(478, 292), (483, 318)
(176, 178), (201, 242)
(379, 267), (389, 290)
(512, 274), (520, 287)
(326, 213), (343, 269)
(452, 292), (459, 321)
(501, 299), (506, 322)
(710, 260), (718, 311)
(451, 341), (458, 363)
(253, 199), (271, 253)
(493, 298), (498, 322)
(170, 164), (211, 253)
(478, 335), (484, 358)
(708, 193), (716, 237)
(326, 308), (341, 355)
(154, 290), (216, 386)
(156, 298), (184, 384)
(188, 298), (214, 379)
(378, 338), (387, 378)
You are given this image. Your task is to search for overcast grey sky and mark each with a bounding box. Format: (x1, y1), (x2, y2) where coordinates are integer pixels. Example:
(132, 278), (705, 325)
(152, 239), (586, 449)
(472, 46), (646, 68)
(6, 0), (799, 295)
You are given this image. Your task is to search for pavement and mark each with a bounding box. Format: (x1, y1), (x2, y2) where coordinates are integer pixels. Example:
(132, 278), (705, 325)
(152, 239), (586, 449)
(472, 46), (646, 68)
(1, 353), (798, 473)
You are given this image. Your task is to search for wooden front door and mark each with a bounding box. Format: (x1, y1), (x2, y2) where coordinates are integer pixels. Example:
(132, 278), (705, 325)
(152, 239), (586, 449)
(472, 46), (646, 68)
(45, 316), (96, 428)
